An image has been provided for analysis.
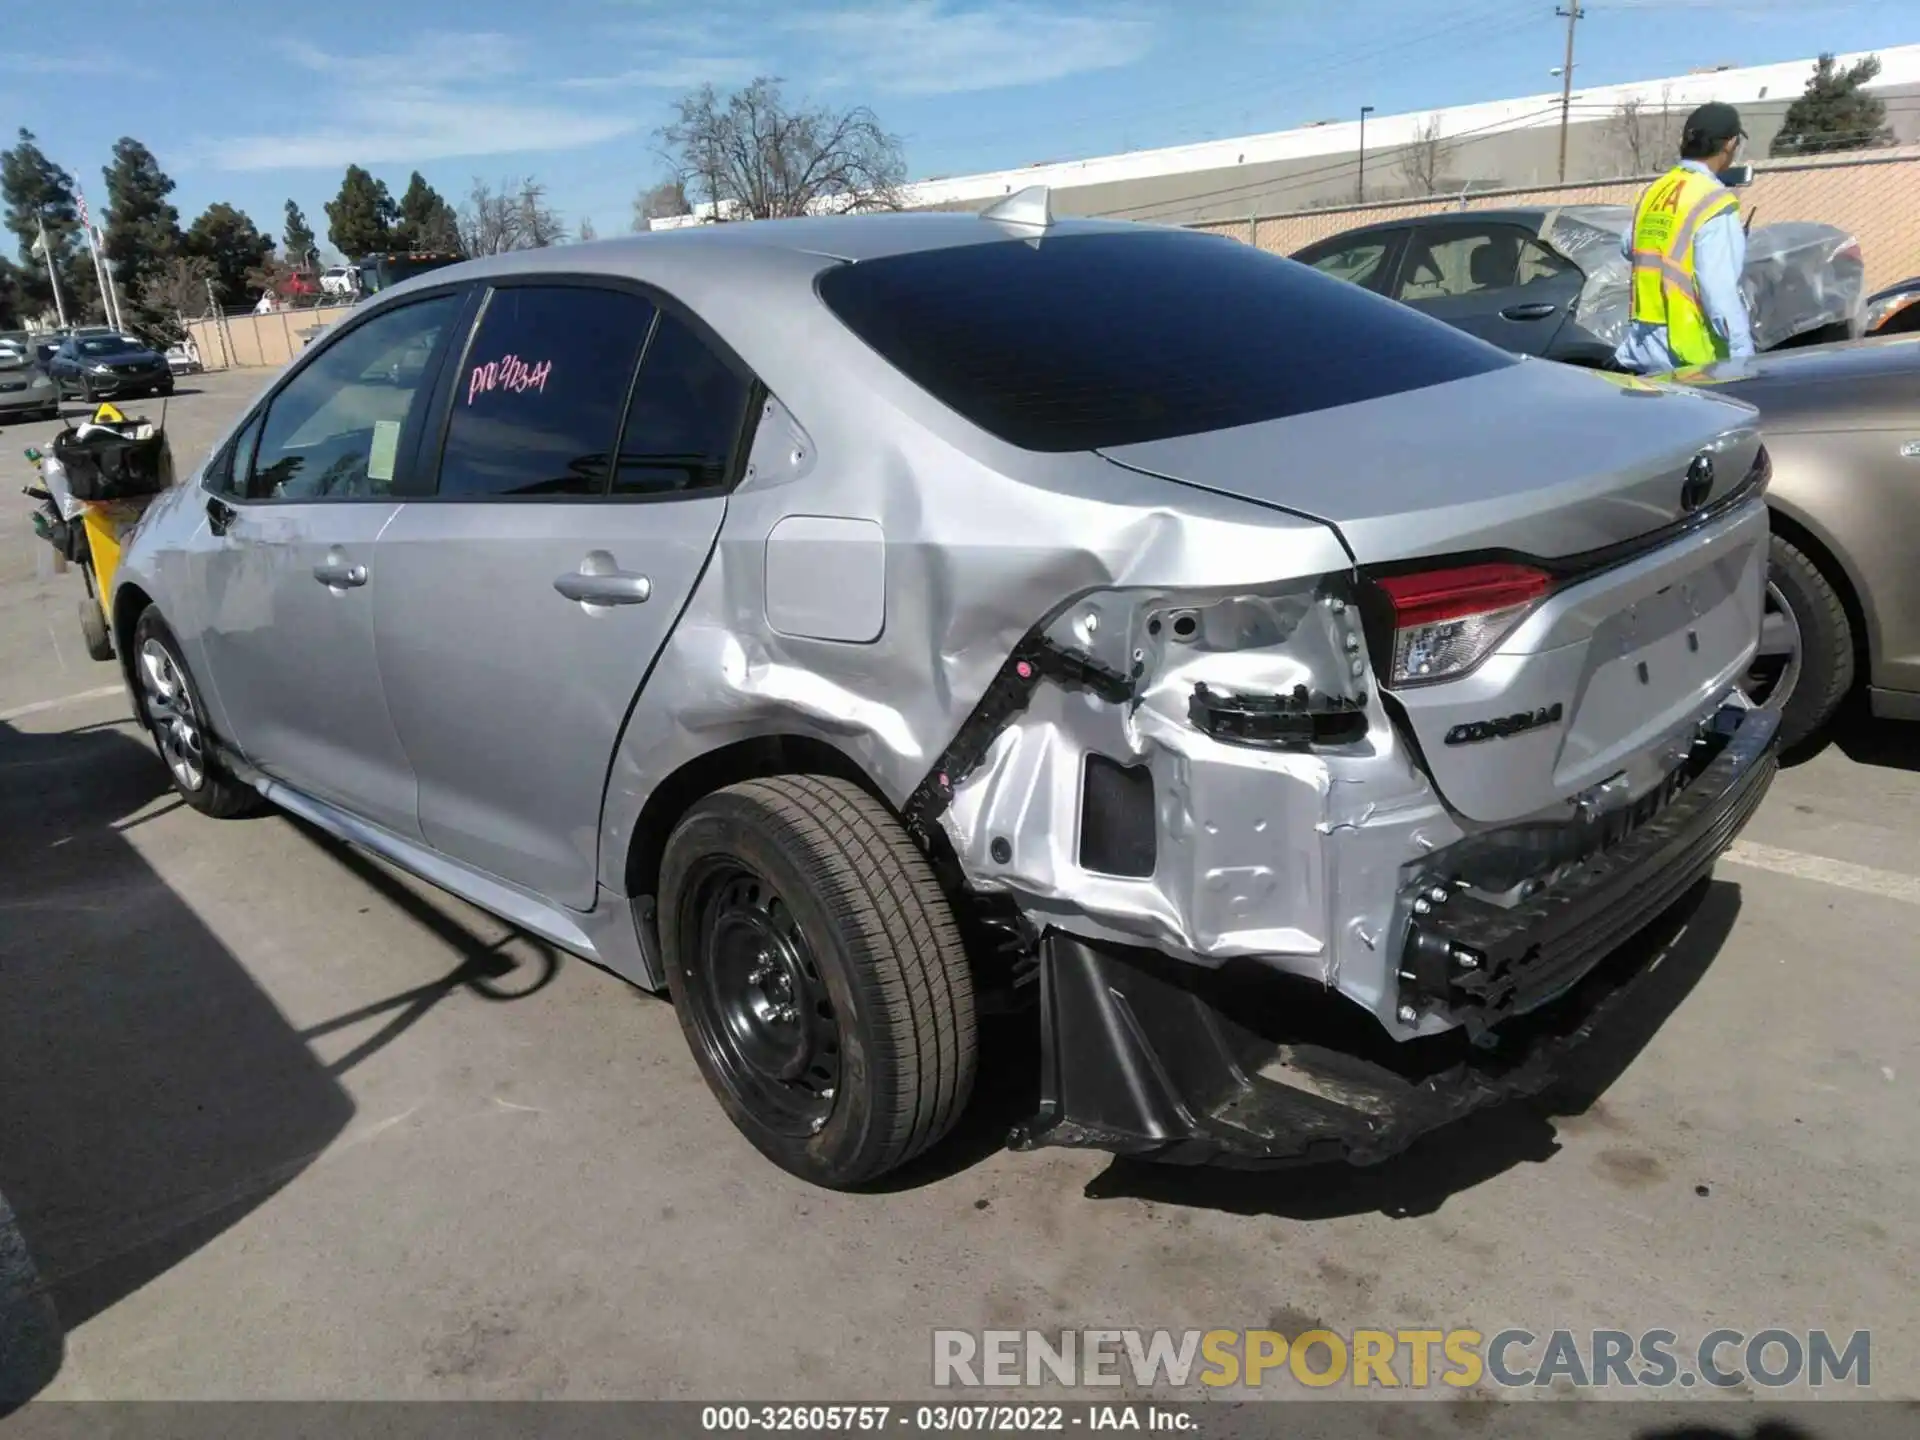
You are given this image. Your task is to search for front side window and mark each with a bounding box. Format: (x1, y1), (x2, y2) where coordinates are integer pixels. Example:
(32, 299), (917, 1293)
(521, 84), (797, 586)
(1397, 225), (1545, 300)
(612, 311), (754, 497)
(245, 292), (460, 501)
(435, 285), (657, 499)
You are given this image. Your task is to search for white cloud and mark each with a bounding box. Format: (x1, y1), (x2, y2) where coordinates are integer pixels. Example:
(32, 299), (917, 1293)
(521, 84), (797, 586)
(564, 56), (765, 91)
(788, 0), (1155, 96)
(202, 32), (638, 171)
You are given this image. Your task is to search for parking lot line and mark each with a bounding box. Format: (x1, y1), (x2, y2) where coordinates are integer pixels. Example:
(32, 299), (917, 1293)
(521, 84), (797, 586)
(1724, 838), (1920, 907)
(0, 684), (126, 723)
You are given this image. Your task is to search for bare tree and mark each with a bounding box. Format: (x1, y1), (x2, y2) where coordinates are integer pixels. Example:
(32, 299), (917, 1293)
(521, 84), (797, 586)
(515, 179), (564, 248)
(458, 176), (564, 254)
(632, 177), (691, 231)
(137, 254), (216, 333)
(659, 77), (906, 220)
(1606, 88), (1680, 176)
(576, 215), (597, 243)
(1398, 113), (1445, 196)
(459, 178), (520, 256)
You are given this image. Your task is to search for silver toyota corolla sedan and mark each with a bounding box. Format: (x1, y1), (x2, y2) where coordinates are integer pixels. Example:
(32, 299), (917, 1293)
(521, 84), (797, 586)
(110, 198), (1779, 1188)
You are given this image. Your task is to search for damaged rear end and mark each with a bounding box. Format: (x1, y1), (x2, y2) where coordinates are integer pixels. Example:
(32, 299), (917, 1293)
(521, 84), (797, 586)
(821, 226), (1778, 1168)
(933, 371), (1777, 1167)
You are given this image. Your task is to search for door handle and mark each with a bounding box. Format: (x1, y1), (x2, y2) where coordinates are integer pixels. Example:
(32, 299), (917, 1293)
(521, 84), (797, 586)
(206, 495), (236, 536)
(313, 560), (368, 588)
(1501, 301), (1559, 321)
(555, 551), (652, 607)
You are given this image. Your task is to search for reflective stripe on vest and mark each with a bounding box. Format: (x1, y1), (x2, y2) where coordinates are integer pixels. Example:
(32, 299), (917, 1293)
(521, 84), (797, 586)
(1629, 165), (1740, 367)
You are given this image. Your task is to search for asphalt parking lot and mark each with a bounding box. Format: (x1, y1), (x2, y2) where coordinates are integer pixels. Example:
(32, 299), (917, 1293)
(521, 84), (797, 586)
(2, 370), (1917, 1414)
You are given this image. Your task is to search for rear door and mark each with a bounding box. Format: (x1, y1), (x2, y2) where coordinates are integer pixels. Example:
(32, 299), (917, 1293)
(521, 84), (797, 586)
(1291, 228), (1410, 295)
(1394, 220), (1583, 357)
(371, 278), (756, 909)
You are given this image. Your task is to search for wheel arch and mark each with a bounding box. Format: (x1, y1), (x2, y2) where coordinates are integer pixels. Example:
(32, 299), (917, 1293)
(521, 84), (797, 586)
(111, 580), (154, 698)
(619, 734), (897, 909)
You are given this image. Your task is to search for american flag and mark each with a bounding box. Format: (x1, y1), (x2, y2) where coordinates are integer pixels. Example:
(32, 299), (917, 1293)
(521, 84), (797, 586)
(76, 190), (90, 226)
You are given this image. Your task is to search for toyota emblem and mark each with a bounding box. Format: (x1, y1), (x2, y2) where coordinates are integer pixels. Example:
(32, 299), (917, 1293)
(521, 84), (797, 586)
(1681, 454), (1714, 512)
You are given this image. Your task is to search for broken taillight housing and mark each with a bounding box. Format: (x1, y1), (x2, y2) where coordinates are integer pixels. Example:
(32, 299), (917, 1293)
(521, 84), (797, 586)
(1375, 563), (1555, 687)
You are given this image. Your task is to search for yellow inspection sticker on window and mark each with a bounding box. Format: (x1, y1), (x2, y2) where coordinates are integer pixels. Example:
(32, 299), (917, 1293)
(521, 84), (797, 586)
(367, 419), (402, 483)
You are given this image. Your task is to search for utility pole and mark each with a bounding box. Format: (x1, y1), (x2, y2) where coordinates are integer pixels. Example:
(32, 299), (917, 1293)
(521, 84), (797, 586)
(1556, 0), (1583, 183)
(1357, 105), (1375, 203)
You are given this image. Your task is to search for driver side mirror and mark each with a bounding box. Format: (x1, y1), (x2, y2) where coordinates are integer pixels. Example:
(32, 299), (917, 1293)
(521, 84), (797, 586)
(1723, 163), (1754, 188)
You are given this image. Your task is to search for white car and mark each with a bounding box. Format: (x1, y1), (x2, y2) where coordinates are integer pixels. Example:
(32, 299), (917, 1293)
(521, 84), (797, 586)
(318, 266), (356, 297)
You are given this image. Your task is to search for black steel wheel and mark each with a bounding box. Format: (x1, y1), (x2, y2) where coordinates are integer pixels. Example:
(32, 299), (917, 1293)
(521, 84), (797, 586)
(660, 775), (977, 1188)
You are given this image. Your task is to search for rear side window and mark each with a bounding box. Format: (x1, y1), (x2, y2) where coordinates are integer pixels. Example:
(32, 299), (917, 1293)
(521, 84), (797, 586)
(816, 229), (1514, 453)
(435, 285), (657, 499)
(612, 311), (754, 497)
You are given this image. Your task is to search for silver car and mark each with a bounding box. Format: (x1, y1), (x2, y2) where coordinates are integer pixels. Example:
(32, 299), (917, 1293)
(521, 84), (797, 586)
(111, 203), (1779, 1188)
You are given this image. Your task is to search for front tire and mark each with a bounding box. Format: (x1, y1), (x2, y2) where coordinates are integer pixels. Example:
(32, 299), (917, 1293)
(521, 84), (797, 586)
(1747, 532), (1855, 752)
(130, 609), (261, 818)
(660, 775), (977, 1188)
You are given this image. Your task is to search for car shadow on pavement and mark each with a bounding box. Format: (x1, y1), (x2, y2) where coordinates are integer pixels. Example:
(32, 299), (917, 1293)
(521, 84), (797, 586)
(282, 819), (565, 1078)
(1826, 712), (1920, 774)
(1078, 879), (1741, 1219)
(0, 716), (356, 1413)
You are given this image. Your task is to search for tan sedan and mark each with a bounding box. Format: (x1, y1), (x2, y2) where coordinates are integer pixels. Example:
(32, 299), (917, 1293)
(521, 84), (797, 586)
(1682, 335), (1920, 749)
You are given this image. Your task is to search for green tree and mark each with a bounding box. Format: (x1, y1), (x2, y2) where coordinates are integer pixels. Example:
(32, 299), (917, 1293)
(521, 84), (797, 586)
(283, 199), (319, 271)
(325, 164), (396, 257)
(0, 255), (24, 329)
(1770, 53), (1895, 157)
(102, 138), (183, 335)
(393, 171), (463, 254)
(184, 202), (274, 309)
(1, 127), (102, 323)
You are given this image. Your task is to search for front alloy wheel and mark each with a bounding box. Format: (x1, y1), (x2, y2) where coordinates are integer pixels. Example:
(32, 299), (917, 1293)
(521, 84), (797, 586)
(130, 610), (260, 818)
(138, 635), (206, 793)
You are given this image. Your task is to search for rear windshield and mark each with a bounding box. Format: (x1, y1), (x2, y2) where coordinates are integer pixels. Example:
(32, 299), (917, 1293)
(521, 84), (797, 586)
(816, 229), (1514, 453)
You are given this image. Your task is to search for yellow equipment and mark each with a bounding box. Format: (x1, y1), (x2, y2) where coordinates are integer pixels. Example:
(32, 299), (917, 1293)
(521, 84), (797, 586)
(26, 401), (171, 663)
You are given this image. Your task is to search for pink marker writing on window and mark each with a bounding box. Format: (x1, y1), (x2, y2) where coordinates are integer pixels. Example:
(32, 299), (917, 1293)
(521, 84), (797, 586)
(468, 353), (553, 404)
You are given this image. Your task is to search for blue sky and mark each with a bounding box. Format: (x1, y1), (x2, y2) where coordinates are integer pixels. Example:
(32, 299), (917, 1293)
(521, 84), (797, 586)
(1, 0), (1910, 257)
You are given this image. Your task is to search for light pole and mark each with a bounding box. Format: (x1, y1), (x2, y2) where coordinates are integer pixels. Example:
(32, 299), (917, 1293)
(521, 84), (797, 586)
(1357, 105), (1375, 203)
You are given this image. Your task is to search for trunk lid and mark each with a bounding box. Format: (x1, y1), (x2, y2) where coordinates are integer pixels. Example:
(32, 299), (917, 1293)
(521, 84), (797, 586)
(1101, 361), (1771, 822)
(1098, 359), (1761, 565)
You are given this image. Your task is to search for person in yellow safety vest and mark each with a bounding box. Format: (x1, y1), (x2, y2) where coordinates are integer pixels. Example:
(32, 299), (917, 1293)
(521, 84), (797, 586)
(1615, 102), (1756, 373)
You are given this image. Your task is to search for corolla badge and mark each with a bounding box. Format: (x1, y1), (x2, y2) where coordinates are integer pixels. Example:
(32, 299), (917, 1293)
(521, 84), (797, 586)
(1444, 703), (1565, 746)
(1681, 453), (1714, 512)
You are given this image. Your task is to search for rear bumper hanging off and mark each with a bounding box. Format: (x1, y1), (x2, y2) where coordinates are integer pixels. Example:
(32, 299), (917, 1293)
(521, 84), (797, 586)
(1009, 703), (1779, 1168)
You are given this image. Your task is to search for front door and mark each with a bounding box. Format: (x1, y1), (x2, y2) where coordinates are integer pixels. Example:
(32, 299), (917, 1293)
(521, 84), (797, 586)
(372, 281), (756, 909)
(1395, 221), (1584, 357)
(186, 289), (467, 837)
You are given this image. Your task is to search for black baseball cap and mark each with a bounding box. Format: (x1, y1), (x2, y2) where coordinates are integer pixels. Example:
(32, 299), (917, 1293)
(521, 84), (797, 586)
(1681, 102), (1746, 155)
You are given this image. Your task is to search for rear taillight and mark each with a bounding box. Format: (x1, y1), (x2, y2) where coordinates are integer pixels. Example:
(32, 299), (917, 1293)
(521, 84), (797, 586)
(1375, 563), (1554, 687)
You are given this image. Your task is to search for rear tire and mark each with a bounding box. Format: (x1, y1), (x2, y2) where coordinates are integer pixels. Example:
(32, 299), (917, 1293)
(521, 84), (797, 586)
(660, 774), (977, 1188)
(130, 609), (261, 818)
(1752, 531), (1855, 753)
